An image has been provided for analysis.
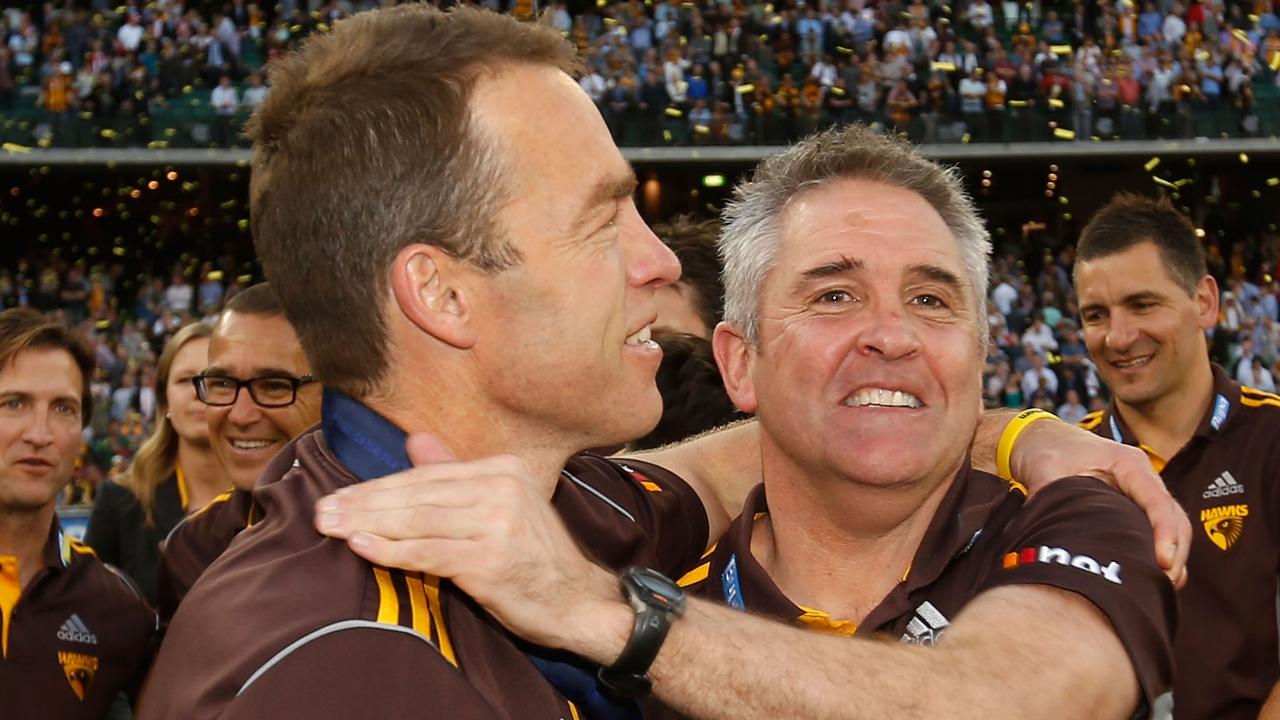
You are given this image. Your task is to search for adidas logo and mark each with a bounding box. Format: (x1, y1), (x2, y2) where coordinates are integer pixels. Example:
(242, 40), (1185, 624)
(56, 614), (97, 645)
(901, 601), (950, 646)
(1203, 471), (1245, 499)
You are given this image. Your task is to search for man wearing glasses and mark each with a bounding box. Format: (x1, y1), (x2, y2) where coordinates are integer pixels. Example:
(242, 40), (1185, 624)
(155, 283), (320, 621)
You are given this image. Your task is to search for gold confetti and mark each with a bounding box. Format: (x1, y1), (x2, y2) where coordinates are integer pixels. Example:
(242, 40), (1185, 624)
(1249, 13), (1260, 21)
(1008, 100), (1029, 107)
(836, 46), (853, 54)
(238, 219), (250, 231)
(237, 274), (254, 285)
(664, 107), (683, 118)
(961, 133), (972, 143)
(1233, 28), (1249, 43)
(1053, 128), (1076, 140)
(931, 61), (956, 72)
(1048, 98), (1065, 109)
(1050, 45), (1073, 55)
(1144, 157), (1160, 171)
(1, 143), (30, 154)
(1240, 153), (1249, 164)
(1267, 178), (1280, 186)
(693, 125), (711, 135)
(737, 84), (755, 94)
(1059, 196), (1070, 205)
(830, 87), (846, 96)
(100, 129), (117, 139)
(1195, 50), (1211, 61)
(662, 129), (673, 142)
(1152, 176), (1178, 189)
(1174, 178), (1193, 187)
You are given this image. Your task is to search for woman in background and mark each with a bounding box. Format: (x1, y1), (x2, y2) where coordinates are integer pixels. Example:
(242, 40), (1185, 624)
(85, 320), (229, 603)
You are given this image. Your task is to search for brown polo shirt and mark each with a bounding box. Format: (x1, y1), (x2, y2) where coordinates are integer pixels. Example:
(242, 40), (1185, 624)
(0, 519), (156, 719)
(655, 468), (1176, 719)
(139, 392), (708, 719)
(1081, 363), (1280, 720)
(155, 488), (258, 624)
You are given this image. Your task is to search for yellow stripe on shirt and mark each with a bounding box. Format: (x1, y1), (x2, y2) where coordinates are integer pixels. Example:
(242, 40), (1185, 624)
(373, 567), (399, 625)
(423, 575), (458, 667)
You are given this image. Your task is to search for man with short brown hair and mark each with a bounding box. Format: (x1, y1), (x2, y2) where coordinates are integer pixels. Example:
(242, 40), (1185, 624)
(0, 308), (155, 719)
(155, 283), (320, 622)
(1075, 193), (1280, 719)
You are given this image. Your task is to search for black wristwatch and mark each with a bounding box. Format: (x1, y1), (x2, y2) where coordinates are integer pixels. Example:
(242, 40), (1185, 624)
(596, 566), (686, 699)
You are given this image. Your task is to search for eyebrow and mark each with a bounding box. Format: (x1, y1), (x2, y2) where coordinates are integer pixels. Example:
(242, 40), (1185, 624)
(0, 390), (81, 408)
(797, 255), (863, 282)
(570, 170), (638, 235)
(1081, 290), (1166, 316)
(905, 263), (965, 293)
(202, 366), (304, 378)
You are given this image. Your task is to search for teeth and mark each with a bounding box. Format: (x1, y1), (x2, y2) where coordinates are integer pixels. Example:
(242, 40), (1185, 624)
(1114, 356), (1152, 368)
(625, 325), (654, 346)
(844, 388), (923, 408)
(231, 439), (273, 450)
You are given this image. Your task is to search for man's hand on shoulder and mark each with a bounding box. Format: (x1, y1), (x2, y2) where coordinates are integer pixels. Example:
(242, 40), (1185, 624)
(313, 433), (631, 660)
(1006, 416), (1190, 586)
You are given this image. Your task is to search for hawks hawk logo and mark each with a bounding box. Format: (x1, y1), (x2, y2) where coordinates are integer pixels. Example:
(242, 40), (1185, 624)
(1200, 504), (1248, 551)
(57, 651), (99, 701)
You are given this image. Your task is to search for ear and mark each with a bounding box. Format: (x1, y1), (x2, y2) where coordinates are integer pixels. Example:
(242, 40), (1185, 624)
(1195, 274), (1219, 332)
(712, 321), (759, 414)
(389, 243), (476, 350)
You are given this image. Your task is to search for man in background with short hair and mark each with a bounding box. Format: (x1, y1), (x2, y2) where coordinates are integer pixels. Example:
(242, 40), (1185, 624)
(156, 282), (320, 622)
(1075, 193), (1280, 719)
(0, 308), (154, 719)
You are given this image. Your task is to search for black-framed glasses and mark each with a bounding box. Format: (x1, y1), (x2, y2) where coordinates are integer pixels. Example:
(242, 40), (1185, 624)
(192, 373), (317, 408)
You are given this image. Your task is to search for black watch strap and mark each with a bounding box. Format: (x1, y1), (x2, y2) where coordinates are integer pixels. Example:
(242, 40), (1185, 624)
(596, 567), (686, 699)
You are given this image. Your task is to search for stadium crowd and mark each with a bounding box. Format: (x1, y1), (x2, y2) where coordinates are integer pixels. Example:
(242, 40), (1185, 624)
(2, 0), (1279, 147)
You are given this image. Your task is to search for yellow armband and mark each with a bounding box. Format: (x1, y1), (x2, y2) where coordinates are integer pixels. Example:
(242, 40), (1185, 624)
(995, 409), (1060, 482)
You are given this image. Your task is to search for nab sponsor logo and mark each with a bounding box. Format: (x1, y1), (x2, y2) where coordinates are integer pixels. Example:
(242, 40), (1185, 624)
(1200, 504), (1248, 551)
(1002, 545), (1123, 584)
(1202, 471), (1245, 499)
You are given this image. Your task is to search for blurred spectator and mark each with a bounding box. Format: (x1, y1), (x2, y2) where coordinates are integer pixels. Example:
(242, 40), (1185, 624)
(628, 333), (748, 451)
(1241, 355), (1277, 391)
(84, 321), (227, 604)
(652, 214), (725, 339)
(1056, 387), (1089, 424)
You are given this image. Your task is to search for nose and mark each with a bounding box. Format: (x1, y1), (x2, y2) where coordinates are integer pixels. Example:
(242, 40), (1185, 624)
(20, 408), (56, 448)
(858, 301), (922, 362)
(1104, 311), (1139, 353)
(620, 202), (681, 289)
(225, 387), (265, 427)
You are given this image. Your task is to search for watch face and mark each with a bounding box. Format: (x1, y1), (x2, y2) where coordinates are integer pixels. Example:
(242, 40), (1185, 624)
(629, 568), (682, 610)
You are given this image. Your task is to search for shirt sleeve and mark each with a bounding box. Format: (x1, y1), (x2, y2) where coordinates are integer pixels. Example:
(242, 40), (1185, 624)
(980, 476), (1176, 710)
(555, 454), (710, 579)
